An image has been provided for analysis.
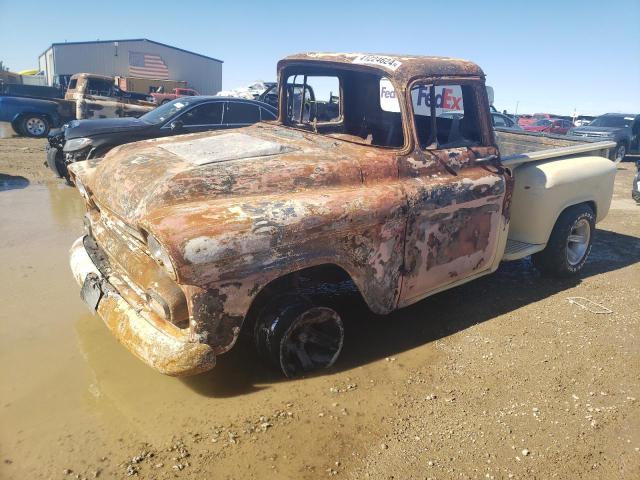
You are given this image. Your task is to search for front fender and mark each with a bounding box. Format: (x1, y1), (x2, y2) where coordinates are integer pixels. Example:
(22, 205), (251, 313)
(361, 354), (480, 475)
(144, 185), (407, 322)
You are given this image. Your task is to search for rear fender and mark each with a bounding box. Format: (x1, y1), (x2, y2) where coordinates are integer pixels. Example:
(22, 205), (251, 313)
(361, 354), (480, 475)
(508, 155), (615, 245)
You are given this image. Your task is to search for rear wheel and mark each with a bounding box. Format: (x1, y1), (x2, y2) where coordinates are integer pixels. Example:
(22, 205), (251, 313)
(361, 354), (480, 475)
(532, 204), (595, 277)
(254, 294), (344, 378)
(21, 115), (50, 138)
(161, 99), (170, 105)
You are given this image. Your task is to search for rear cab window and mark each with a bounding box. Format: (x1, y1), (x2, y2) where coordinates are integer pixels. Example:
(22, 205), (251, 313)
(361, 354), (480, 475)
(86, 78), (116, 97)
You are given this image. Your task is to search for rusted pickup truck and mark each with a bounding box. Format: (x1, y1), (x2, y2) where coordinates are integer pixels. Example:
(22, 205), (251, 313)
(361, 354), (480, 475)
(65, 73), (155, 120)
(68, 53), (616, 378)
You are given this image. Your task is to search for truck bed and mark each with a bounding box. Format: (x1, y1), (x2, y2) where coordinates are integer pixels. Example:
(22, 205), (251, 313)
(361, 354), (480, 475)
(496, 130), (617, 261)
(496, 130), (615, 166)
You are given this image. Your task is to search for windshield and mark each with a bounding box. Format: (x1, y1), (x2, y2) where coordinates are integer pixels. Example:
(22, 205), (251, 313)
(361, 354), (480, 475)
(140, 99), (193, 124)
(533, 119), (552, 126)
(588, 115), (633, 128)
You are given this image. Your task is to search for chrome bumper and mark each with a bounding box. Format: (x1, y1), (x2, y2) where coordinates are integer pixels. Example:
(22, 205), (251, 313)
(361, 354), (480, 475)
(69, 235), (216, 376)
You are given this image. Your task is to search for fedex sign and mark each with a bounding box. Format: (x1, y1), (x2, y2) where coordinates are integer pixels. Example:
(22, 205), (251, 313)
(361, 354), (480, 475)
(380, 78), (463, 116)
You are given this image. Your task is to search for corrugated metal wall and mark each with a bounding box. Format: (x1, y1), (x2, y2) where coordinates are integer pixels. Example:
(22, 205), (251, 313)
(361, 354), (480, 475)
(44, 40), (222, 94)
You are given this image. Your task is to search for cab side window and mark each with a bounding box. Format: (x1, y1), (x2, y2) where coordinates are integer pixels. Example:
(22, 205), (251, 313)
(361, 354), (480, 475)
(411, 83), (482, 149)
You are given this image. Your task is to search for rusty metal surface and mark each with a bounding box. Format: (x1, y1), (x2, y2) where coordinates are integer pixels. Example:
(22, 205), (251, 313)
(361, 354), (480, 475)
(69, 53), (514, 375)
(279, 53), (485, 83)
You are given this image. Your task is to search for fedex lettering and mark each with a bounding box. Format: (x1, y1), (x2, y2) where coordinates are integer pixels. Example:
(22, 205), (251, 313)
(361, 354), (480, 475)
(414, 87), (462, 110)
(379, 78), (464, 115)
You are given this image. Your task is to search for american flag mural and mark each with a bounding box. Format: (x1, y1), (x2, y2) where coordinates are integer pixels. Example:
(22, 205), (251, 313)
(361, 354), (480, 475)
(128, 52), (169, 79)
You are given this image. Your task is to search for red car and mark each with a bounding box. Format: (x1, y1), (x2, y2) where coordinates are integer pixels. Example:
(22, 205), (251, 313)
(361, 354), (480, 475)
(150, 87), (199, 105)
(523, 118), (573, 135)
(517, 112), (552, 128)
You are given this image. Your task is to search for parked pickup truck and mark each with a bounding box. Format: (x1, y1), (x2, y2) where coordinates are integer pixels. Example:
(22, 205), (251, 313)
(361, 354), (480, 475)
(68, 53), (617, 378)
(0, 94), (75, 137)
(0, 73), (155, 137)
(150, 87), (199, 105)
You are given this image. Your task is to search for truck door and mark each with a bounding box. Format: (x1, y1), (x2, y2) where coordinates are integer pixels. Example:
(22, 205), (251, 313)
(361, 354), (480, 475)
(398, 80), (510, 306)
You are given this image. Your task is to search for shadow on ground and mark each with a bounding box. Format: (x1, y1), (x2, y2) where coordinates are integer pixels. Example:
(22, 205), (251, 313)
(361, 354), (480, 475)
(0, 173), (29, 191)
(182, 228), (640, 397)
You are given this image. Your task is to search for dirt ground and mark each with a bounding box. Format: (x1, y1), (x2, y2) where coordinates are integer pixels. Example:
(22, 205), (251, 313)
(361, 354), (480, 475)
(0, 137), (638, 480)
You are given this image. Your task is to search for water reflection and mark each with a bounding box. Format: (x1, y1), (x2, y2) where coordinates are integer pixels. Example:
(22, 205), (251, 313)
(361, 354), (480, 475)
(45, 182), (85, 228)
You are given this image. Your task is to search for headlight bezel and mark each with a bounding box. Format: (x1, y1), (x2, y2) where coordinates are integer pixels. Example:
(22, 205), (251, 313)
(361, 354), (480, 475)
(75, 176), (90, 201)
(64, 137), (93, 152)
(146, 234), (177, 279)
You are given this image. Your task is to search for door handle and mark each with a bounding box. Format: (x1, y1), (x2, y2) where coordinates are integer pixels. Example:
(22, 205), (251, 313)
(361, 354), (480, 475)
(475, 154), (497, 164)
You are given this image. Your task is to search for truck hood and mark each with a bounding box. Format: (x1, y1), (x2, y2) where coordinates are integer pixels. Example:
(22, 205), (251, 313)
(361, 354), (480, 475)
(82, 125), (366, 224)
(64, 117), (151, 139)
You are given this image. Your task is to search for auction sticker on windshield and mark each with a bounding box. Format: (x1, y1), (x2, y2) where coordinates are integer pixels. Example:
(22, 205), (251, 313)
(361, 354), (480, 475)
(353, 55), (402, 71)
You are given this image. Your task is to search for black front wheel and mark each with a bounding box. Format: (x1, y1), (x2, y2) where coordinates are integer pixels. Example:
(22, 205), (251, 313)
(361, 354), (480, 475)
(254, 295), (344, 378)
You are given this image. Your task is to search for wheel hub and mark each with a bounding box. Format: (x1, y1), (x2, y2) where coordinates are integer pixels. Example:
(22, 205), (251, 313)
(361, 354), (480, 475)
(566, 218), (590, 266)
(26, 118), (46, 136)
(280, 307), (344, 377)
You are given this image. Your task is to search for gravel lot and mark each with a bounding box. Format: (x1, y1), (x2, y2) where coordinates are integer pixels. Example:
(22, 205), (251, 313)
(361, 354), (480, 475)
(0, 137), (638, 479)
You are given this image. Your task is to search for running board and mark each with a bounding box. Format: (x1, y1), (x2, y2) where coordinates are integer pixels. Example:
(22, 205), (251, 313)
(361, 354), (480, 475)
(502, 239), (545, 261)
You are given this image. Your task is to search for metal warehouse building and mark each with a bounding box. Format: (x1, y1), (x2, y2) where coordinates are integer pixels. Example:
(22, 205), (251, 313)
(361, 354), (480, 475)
(38, 38), (222, 95)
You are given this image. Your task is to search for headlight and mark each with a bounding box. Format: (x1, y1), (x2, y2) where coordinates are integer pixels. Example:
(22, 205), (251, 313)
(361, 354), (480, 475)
(64, 137), (93, 152)
(147, 234), (176, 279)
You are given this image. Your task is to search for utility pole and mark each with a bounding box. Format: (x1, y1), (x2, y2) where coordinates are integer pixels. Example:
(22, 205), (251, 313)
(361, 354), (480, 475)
(515, 101), (519, 115)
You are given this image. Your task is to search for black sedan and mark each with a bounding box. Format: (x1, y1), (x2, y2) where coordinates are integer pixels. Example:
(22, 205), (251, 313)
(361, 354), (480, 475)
(46, 96), (277, 179)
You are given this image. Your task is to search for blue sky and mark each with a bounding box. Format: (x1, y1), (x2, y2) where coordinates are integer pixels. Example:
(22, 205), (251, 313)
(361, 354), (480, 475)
(1, 0), (638, 116)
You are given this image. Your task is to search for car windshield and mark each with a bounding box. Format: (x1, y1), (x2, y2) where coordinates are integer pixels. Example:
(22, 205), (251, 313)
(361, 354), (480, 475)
(140, 99), (193, 124)
(588, 115), (633, 128)
(534, 119), (552, 126)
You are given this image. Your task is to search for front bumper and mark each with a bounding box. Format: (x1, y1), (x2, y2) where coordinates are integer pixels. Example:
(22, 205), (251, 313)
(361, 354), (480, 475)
(69, 235), (216, 376)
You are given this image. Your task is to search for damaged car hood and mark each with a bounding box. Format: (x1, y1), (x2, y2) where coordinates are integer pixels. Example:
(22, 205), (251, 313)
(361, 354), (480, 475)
(84, 125), (369, 223)
(65, 117), (151, 138)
